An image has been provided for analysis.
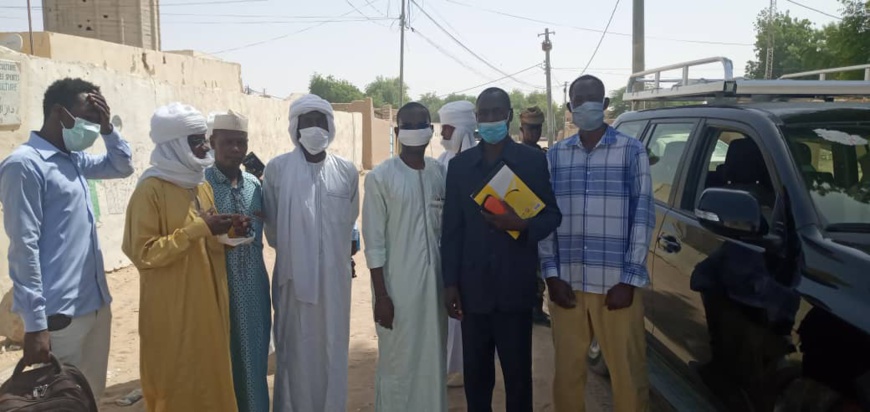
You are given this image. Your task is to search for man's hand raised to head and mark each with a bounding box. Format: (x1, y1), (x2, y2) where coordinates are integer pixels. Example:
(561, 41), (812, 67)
(88, 92), (113, 135)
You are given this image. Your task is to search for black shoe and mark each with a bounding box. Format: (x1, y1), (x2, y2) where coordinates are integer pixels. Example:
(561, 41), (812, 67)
(533, 310), (551, 327)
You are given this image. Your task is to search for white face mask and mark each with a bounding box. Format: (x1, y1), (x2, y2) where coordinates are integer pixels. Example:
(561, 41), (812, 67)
(398, 128), (433, 147)
(298, 127), (329, 155)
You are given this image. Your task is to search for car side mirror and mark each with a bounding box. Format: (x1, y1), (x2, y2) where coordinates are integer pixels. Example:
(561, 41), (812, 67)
(695, 188), (768, 240)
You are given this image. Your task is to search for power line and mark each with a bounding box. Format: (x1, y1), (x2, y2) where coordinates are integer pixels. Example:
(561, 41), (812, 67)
(345, 0), (392, 27)
(1, 0), (268, 9)
(579, 0), (621, 75)
(161, 12), (387, 19)
(210, 11), (377, 54)
(439, 63), (543, 97)
(442, 0), (754, 47)
(785, 0), (842, 19)
(410, 26), (492, 80)
(161, 17), (394, 25)
(409, 0), (542, 89)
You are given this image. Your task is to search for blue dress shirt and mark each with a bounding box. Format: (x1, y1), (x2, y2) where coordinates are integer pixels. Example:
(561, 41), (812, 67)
(0, 131), (134, 332)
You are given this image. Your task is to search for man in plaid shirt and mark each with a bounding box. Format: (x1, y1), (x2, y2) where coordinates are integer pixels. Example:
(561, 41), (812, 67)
(538, 75), (655, 412)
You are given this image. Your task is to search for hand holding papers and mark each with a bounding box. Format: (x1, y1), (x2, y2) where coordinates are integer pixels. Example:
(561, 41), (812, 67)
(472, 162), (545, 239)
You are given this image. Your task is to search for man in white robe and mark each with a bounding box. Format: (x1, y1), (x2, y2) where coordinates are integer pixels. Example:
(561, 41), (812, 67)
(264, 94), (359, 412)
(363, 102), (447, 411)
(436, 100), (477, 387)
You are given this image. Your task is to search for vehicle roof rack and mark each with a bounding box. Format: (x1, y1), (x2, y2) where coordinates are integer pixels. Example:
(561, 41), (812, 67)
(623, 57), (870, 103)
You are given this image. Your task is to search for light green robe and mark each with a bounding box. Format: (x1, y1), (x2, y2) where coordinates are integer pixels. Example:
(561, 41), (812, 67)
(362, 156), (448, 412)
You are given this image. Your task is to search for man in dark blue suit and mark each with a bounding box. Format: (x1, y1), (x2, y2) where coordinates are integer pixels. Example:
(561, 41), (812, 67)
(441, 88), (562, 412)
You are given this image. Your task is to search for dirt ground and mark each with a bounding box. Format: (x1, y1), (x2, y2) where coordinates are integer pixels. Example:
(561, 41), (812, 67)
(0, 244), (623, 412)
(0, 172), (628, 411)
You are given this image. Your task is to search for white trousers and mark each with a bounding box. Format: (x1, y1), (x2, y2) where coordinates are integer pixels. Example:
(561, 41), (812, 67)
(49, 305), (112, 401)
(446, 318), (463, 375)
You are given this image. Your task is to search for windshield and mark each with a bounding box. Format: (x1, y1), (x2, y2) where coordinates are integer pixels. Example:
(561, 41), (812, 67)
(783, 125), (870, 227)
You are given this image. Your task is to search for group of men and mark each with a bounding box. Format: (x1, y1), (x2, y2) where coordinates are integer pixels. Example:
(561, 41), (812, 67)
(0, 72), (655, 412)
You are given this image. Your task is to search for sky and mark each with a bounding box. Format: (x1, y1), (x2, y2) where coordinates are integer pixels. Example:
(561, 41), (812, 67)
(0, 0), (843, 101)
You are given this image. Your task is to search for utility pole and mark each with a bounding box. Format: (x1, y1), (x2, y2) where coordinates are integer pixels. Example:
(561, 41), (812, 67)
(631, 0), (644, 110)
(398, 0), (407, 108)
(26, 0), (34, 55)
(539, 28), (555, 147)
(765, 0), (776, 79)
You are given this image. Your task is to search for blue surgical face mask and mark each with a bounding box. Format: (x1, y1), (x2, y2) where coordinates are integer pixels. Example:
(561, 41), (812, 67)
(478, 120), (509, 144)
(571, 101), (605, 132)
(61, 109), (101, 152)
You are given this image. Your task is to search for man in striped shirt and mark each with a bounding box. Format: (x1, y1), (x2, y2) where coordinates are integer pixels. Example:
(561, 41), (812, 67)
(539, 75), (655, 412)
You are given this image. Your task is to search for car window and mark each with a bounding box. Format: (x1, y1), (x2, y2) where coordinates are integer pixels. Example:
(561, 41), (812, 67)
(615, 120), (646, 139)
(784, 125), (870, 227)
(693, 129), (776, 222)
(646, 123), (694, 204)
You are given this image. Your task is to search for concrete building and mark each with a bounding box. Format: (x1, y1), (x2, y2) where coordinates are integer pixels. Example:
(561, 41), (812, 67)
(42, 0), (161, 50)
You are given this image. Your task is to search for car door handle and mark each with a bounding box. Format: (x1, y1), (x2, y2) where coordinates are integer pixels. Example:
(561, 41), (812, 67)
(657, 234), (682, 253)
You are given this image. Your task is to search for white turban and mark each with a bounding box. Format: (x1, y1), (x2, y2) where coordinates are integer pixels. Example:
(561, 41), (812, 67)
(149, 102), (208, 144)
(438, 100), (478, 155)
(438, 100), (477, 131)
(288, 94), (336, 147)
(207, 110), (248, 139)
(139, 102), (214, 189)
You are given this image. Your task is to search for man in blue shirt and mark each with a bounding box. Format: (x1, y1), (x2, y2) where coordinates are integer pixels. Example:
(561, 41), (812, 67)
(539, 75), (655, 412)
(0, 78), (134, 400)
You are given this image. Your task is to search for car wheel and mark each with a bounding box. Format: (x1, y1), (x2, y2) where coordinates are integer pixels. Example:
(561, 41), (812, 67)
(587, 338), (610, 377)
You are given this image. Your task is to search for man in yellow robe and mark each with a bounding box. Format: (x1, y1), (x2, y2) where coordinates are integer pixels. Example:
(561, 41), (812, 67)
(123, 102), (243, 412)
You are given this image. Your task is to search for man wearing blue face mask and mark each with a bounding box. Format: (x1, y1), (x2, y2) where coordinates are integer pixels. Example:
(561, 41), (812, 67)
(539, 75), (655, 412)
(441, 88), (562, 412)
(0, 78), (134, 400)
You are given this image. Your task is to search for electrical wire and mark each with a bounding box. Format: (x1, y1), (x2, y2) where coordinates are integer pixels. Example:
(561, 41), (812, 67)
(161, 17), (394, 25)
(579, 0), (621, 75)
(210, 11), (388, 54)
(345, 0), (391, 27)
(1, 0), (268, 9)
(438, 63), (543, 97)
(785, 0), (842, 20)
(409, 27), (492, 80)
(441, 0), (754, 47)
(409, 0), (543, 89)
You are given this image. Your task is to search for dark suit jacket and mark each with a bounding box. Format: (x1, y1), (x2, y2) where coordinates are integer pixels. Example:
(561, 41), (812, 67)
(441, 139), (562, 314)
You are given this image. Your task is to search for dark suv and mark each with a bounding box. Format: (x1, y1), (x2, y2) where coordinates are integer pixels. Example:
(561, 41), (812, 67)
(599, 102), (870, 411)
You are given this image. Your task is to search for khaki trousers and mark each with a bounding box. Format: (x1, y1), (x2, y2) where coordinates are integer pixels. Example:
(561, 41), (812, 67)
(549, 292), (649, 412)
(50, 305), (112, 401)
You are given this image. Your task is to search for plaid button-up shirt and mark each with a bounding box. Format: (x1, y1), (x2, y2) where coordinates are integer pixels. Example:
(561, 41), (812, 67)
(538, 127), (655, 294)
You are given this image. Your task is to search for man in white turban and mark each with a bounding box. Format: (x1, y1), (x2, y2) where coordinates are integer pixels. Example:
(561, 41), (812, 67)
(437, 100), (478, 168)
(123, 102), (243, 412)
(435, 100), (477, 387)
(263, 94), (359, 412)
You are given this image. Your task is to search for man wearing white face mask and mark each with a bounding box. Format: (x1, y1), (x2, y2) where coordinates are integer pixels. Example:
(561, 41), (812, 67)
(363, 102), (447, 411)
(435, 100), (477, 388)
(263, 94), (359, 412)
(540, 75), (655, 412)
(0, 78), (133, 401)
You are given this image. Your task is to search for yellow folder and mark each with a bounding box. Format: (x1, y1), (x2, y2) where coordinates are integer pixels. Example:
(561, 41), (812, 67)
(471, 162), (545, 239)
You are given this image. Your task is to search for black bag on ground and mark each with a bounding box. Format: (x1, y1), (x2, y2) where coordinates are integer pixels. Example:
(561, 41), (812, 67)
(0, 355), (97, 412)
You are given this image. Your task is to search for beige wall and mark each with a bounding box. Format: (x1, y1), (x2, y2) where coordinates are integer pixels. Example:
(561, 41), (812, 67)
(0, 47), (362, 336)
(7, 32), (242, 91)
(41, 0), (160, 50)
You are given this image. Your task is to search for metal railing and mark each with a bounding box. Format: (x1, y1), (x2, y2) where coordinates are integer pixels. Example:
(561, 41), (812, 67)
(780, 64), (870, 81)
